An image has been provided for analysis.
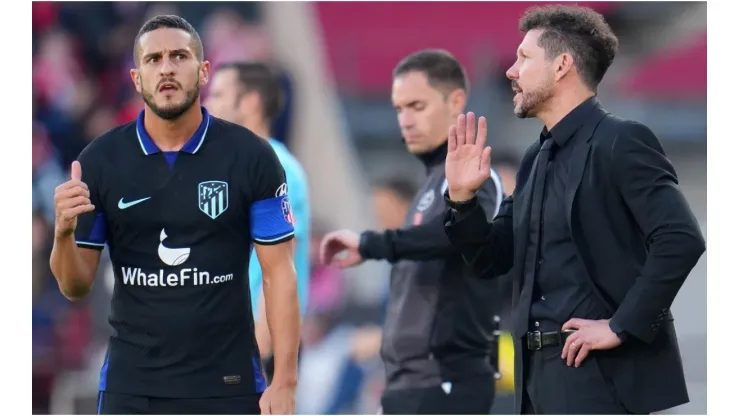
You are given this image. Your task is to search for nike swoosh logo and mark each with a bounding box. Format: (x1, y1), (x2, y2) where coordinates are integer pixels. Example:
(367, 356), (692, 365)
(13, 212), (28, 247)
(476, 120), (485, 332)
(118, 197), (151, 209)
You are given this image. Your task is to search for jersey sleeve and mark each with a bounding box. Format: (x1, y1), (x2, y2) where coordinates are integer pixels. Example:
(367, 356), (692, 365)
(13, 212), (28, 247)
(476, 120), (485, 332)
(74, 145), (108, 250)
(248, 141), (296, 245)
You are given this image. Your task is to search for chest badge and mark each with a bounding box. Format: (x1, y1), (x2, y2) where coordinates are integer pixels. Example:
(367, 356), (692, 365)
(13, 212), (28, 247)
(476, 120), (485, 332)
(198, 181), (229, 219)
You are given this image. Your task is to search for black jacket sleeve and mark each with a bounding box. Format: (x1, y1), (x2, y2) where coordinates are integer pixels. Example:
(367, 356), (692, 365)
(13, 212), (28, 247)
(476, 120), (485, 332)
(608, 121), (706, 344)
(443, 193), (514, 280)
(359, 177), (502, 263)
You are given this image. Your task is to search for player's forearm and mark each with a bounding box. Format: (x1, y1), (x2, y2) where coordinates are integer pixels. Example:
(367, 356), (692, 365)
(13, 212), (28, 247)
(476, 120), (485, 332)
(263, 266), (300, 386)
(50, 234), (96, 300)
(255, 295), (273, 359)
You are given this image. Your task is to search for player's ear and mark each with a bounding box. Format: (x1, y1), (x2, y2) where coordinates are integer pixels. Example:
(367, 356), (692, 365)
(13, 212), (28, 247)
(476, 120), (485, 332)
(130, 68), (142, 94)
(199, 60), (210, 88)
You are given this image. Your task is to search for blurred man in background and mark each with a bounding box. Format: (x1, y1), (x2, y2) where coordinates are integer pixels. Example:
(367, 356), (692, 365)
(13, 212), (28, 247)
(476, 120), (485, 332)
(320, 49), (504, 414)
(206, 61), (312, 382)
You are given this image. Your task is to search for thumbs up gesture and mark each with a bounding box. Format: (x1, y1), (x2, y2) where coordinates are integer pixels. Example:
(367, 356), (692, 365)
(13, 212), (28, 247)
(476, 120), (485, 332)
(54, 161), (95, 238)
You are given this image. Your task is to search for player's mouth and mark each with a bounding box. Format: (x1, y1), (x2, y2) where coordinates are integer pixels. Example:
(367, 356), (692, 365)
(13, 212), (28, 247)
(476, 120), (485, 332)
(159, 82), (179, 93)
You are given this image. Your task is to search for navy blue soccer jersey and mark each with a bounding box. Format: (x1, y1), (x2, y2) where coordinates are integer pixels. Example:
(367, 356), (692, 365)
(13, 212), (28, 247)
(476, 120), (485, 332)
(74, 106), (295, 398)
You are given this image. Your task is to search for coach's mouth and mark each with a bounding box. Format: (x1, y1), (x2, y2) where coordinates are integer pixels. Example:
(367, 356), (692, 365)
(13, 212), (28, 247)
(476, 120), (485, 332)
(159, 82), (179, 93)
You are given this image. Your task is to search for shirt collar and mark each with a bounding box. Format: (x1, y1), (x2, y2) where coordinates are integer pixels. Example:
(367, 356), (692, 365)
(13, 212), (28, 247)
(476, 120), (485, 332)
(540, 96), (599, 147)
(135, 106), (212, 155)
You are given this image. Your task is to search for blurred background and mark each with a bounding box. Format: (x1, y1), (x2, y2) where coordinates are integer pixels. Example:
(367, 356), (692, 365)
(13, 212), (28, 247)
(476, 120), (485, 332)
(32, 1), (707, 414)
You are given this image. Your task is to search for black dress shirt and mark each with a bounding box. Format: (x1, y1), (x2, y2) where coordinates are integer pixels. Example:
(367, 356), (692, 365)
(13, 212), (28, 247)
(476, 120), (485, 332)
(520, 97), (611, 333)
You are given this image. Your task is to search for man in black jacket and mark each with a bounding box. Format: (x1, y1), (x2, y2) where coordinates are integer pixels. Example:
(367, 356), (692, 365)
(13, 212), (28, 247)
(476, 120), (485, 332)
(442, 5), (706, 415)
(320, 49), (505, 414)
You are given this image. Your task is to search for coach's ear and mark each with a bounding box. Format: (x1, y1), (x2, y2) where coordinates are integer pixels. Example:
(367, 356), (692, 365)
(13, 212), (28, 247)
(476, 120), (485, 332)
(130, 68), (142, 94)
(199, 60), (211, 88)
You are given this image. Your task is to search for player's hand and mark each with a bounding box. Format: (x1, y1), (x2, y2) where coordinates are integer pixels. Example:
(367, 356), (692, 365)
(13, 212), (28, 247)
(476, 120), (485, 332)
(319, 229), (363, 268)
(259, 381), (296, 415)
(54, 161), (94, 238)
(560, 318), (623, 368)
(446, 112), (492, 202)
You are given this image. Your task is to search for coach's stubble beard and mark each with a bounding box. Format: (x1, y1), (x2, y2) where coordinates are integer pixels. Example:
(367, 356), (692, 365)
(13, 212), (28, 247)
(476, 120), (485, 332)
(515, 79), (555, 119)
(142, 78), (201, 121)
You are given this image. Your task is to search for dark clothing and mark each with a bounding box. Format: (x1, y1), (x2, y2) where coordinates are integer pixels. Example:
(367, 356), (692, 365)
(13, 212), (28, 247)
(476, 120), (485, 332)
(96, 391), (262, 415)
(444, 98), (706, 414)
(359, 143), (505, 392)
(521, 347), (631, 415)
(524, 103), (614, 332)
(381, 374), (496, 415)
(75, 107), (295, 398)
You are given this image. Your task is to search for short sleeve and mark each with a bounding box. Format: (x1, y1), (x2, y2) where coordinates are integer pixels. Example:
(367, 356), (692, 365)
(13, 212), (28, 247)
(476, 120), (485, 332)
(248, 142), (296, 245)
(74, 146), (108, 250)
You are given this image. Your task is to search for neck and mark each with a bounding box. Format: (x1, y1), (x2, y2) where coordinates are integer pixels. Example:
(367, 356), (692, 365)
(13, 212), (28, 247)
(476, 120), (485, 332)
(538, 88), (595, 131)
(415, 139), (448, 169)
(244, 120), (271, 140)
(144, 103), (203, 151)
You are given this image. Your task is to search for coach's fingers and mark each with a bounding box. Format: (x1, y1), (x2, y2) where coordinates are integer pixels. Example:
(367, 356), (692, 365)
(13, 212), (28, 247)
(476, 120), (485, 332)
(480, 146), (492, 173)
(465, 112), (476, 146)
(562, 318), (589, 331)
(455, 114), (466, 146)
(562, 332), (578, 359)
(448, 125), (458, 152)
(70, 161), (82, 181)
(476, 116), (487, 150)
(566, 337), (583, 366)
(574, 343), (591, 368)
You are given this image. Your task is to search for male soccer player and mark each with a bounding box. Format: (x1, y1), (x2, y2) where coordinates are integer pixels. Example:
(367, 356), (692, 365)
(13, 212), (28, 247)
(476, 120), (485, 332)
(321, 50), (504, 414)
(443, 5), (705, 414)
(206, 61), (311, 376)
(50, 15), (300, 415)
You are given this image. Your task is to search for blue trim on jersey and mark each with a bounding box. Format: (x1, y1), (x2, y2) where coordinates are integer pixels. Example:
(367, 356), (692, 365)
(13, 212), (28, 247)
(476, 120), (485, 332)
(135, 106), (212, 155)
(98, 350), (110, 391)
(250, 138), (312, 318)
(250, 195), (295, 243)
(163, 151), (178, 168)
(97, 393), (103, 414)
(87, 212), (107, 245)
(253, 354), (267, 393)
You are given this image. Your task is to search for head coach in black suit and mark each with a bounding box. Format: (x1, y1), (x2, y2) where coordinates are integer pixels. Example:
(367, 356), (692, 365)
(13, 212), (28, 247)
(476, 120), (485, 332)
(441, 4), (706, 415)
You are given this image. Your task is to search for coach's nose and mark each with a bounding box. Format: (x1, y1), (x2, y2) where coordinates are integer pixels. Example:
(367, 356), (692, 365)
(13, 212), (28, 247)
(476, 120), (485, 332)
(506, 63), (519, 81)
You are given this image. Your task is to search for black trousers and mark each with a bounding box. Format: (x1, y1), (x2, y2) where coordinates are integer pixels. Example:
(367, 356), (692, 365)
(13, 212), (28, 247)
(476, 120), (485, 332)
(96, 391), (262, 415)
(381, 375), (495, 415)
(522, 346), (632, 414)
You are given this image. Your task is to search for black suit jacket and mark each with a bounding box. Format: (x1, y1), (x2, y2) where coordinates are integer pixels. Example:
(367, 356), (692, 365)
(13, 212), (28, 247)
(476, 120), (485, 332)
(444, 100), (706, 414)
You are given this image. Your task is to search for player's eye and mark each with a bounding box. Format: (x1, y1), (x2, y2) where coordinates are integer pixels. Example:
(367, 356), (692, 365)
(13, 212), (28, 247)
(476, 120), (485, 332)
(412, 104), (425, 111)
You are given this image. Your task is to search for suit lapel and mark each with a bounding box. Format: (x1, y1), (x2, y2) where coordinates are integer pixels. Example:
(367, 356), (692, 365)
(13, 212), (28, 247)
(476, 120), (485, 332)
(513, 143), (540, 286)
(565, 106), (610, 232)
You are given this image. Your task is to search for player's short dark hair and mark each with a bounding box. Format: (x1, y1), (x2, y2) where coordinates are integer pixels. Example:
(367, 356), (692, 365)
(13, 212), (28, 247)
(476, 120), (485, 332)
(393, 49), (469, 95)
(519, 5), (618, 91)
(134, 15), (204, 64)
(216, 62), (284, 123)
(374, 177), (418, 203)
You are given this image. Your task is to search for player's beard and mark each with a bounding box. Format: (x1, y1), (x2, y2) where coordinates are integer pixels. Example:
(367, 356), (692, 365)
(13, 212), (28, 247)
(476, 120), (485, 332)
(141, 78), (201, 121)
(514, 78), (554, 119)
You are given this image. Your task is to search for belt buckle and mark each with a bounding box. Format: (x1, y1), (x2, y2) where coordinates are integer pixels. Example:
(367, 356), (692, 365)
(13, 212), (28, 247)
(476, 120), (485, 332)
(529, 330), (543, 351)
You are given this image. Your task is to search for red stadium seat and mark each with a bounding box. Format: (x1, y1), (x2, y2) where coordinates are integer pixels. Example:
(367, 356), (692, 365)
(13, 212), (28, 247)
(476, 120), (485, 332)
(617, 31), (707, 99)
(314, 2), (618, 94)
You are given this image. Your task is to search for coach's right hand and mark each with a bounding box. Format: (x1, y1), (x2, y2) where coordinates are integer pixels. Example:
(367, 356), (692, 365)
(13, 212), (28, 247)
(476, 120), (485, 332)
(319, 230), (364, 268)
(445, 112), (492, 202)
(54, 161), (94, 238)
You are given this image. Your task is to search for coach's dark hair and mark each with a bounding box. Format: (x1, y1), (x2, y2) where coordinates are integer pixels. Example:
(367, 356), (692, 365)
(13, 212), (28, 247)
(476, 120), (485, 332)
(394, 49), (469, 95)
(216, 62), (284, 123)
(134, 15), (204, 64)
(519, 5), (619, 91)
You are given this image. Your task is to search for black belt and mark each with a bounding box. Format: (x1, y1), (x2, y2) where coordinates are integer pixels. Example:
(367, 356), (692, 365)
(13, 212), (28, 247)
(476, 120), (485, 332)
(526, 330), (577, 351)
